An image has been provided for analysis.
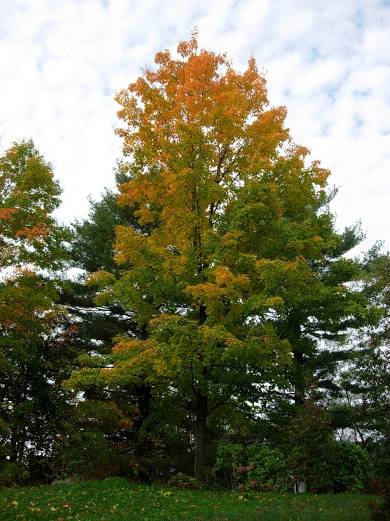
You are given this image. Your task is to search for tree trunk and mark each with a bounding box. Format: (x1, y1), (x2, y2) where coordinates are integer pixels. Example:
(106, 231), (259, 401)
(9, 433), (17, 462)
(293, 349), (305, 405)
(199, 303), (206, 326)
(193, 393), (208, 482)
(134, 384), (151, 435)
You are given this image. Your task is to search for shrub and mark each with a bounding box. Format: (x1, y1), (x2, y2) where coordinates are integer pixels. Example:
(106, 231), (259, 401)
(284, 406), (371, 493)
(371, 480), (390, 521)
(167, 472), (200, 489)
(212, 443), (288, 491)
(0, 462), (30, 487)
(55, 430), (128, 480)
(211, 443), (246, 489)
(26, 455), (53, 484)
(284, 402), (336, 493)
(213, 434), (371, 493)
(333, 442), (371, 492)
(246, 446), (288, 491)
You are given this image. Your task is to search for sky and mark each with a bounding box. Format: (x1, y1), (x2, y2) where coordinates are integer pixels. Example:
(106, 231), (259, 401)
(0, 0), (389, 252)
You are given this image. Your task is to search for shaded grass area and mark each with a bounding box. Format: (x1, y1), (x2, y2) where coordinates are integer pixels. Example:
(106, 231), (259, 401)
(0, 478), (378, 521)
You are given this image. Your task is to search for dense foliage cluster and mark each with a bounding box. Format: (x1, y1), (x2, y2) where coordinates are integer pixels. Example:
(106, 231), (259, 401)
(0, 36), (388, 500)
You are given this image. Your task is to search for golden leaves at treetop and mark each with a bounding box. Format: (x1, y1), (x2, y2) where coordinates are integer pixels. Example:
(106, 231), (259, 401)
(115, 34), (289, 257)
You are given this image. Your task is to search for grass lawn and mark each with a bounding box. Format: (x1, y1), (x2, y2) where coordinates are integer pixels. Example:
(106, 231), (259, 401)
(0, 478), (378, 521)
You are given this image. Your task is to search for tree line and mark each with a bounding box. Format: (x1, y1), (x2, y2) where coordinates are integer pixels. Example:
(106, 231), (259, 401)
(0, 35), (389, 493)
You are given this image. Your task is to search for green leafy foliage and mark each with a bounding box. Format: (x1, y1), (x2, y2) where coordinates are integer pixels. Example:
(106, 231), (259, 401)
(212, 443), (288, 491)
(0, 140), (67, 269)
(0, 462), (29, 487)
(282, 402), (371, 493)
(246, 446), (288, 492)
(333, 442), (371, 492)
(64, 35), (381, 485)
(0, 141), (73, 481)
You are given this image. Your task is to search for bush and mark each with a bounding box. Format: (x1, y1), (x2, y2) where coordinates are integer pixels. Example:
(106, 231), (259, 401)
(370, 435), (390, 519)
(284, 402), (336, 493)
(246, 446), (288, 491)
(212, 443), (245, 489)
(212, 443), (288, 491)
(282, 402), (371, 493)
(167, 472), (200, 489)
(55, 430), (128, 480)
(26, 455), (53, 484)
(372, 480), (390, 521)
(0, 462), (30, 487)
(333, 442), (371, 492)
(212, 437), (371, 493)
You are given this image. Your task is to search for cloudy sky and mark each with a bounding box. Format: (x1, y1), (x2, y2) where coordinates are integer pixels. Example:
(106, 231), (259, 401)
(0, 0), (389, 251)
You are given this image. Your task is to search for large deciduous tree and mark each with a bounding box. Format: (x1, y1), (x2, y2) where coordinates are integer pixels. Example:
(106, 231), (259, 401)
(68, 35), (377, 481)
(0, 141), (70, 482)
(112, 35), (296, 482)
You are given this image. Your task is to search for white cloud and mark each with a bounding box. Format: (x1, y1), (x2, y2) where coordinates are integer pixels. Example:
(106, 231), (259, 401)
(0, 0), (389, 251)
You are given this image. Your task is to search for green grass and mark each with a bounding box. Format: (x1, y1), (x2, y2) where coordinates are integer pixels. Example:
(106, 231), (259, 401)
(0, 478), (378, 521)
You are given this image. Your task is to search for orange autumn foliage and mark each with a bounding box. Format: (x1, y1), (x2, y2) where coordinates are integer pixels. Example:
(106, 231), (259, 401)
(115, 33), (289, 269)
(0, 208), (15, 220)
